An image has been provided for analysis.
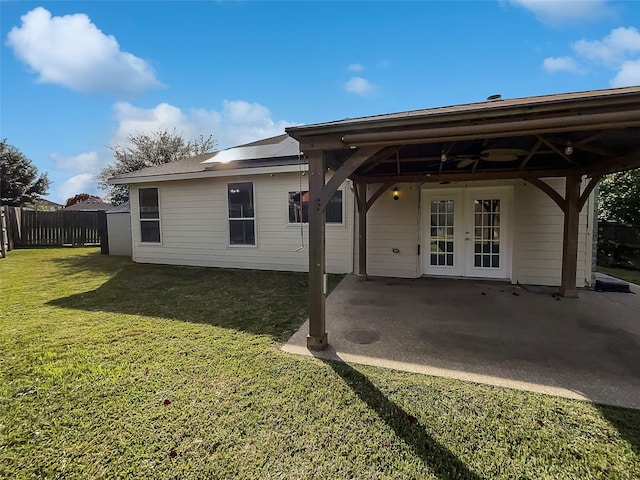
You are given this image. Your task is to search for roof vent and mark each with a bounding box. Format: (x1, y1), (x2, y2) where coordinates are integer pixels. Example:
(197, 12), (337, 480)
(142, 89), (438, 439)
(487, 94), (502, 102)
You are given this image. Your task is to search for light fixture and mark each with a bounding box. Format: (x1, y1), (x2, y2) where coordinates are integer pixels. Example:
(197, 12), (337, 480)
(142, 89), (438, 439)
(392, 186), (399, 200)
(565, 142), (573, 156)
(440, 147), (447, 163)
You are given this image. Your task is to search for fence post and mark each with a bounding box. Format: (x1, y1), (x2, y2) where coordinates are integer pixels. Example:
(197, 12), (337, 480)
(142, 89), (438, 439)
(8, 207), (19, 248)
(0, 206), (7, 258)
(98, 211), (109, 254)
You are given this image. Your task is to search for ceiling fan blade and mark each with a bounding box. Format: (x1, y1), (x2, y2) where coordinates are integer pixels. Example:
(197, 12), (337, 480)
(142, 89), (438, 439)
(481, 148), (527, 162)
(457, 158), (475, 168)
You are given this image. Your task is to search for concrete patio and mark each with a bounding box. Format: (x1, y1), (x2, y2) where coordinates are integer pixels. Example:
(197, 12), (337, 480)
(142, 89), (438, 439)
(283, 275), (640, 409)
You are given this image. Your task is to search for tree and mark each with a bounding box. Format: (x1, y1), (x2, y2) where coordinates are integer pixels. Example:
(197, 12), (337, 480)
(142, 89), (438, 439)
(98, 130), (215, 205)
(598, 169), (640, 225)
(0, 139), (50, 206)
(65, 193), (103, 208)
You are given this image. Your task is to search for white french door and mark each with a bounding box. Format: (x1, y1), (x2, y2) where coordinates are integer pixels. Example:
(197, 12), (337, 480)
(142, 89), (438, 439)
(422, 187), (512, 279)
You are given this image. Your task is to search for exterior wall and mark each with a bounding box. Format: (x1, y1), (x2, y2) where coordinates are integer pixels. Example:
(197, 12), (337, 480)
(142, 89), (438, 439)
(363, 178), (594, 287)
(512, 178), (592, 287)
(364, 183), (420, 278)
(106, 212), (132, 256)
(128, 173), (594, 287)
(129, 172), (354, 274)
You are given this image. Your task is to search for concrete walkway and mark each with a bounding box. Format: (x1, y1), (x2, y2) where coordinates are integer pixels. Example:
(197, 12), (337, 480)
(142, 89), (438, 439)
(283, 275), (640, 409)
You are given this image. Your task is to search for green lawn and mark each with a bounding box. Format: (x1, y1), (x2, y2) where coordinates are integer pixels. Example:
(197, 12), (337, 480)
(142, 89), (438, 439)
(597, 265), (640, 285)
(1, 248), (639, 479)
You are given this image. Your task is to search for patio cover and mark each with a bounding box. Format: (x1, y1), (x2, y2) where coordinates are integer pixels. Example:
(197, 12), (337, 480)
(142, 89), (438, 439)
(286, 86), (640, 350)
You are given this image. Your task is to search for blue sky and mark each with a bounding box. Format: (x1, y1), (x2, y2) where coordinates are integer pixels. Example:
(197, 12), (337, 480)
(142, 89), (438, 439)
(1, 0), (639, 203)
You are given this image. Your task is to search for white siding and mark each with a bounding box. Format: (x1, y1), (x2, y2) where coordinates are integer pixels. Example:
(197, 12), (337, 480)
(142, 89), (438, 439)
(365, 183), (420, 278)
(129, 173), (353, 274)
(513, 178), (592, 287)
(128, 173), (594, 287)
(106, 213), (132, 256)
(363, 179), (594, 287)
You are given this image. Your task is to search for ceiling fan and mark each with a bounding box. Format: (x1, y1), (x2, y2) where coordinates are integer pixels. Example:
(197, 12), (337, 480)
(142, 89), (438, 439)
(451, 148), (528, 168)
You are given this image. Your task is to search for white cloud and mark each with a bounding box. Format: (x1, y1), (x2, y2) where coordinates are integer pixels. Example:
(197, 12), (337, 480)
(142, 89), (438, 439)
(348, 63), (364, 72)
(49, 100), (295, 202)
(345, 76), (375, 96)
(56, 173), (97, 203)
(572, 26), (640, 66)
(542, 26), (640, 86)
(112, 99), (295, 149)
(50, 151), (102, 173)
(5, 7), (162, 96)
(542, 56), (583, 73)
(508, 0), (612, 25)
(612, 59), (640, 87)
(377, 59), (390, 68)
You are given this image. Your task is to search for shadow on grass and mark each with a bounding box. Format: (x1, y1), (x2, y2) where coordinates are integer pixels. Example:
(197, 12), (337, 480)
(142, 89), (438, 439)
(49, 249), (132, 276)
(47, 258), (342, 342)
(597, 404), (640, 456)
(323, 359), (481, 480)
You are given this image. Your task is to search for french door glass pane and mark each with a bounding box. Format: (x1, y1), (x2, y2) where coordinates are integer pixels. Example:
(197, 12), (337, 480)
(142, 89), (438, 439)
(429, 200), (454, 266)
(473, 199), (500, 269)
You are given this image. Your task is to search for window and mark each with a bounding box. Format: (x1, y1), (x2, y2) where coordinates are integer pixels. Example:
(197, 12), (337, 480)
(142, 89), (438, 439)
(228, 182), (255, 245)
(288, 190), (343, 224)
(139, 187), (160, 243)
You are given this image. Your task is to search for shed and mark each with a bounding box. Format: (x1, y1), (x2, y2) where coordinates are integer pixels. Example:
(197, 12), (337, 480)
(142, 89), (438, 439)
(106, 201), (132, 256)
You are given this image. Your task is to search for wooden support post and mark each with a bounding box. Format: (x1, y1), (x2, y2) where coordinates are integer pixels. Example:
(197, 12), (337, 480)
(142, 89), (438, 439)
(357, 181), (367, 279)
(560, 175), (581, 298)
(307, 151), (328, 350)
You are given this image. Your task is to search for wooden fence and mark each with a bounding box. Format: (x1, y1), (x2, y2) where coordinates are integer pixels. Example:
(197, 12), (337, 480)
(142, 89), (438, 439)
(0, 207), (107, 253)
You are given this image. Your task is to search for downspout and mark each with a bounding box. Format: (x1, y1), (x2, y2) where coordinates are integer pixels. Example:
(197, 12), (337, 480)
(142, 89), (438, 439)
(416, 184), (422, 277)
(590, 184), (599, 288)
(352, 180), (358, 275)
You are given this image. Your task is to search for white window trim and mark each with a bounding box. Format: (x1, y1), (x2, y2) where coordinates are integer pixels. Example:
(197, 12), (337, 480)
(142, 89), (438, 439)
(226, 181), (257, 247)
(285, 188), (345, 226)
(138, 186), (162, 245)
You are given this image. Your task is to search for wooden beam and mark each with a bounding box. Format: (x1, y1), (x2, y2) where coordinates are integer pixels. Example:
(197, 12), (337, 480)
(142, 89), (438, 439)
(366, 182), (395, 212)
(578, 174), (602, 211)
(574, 131), (607, 146)
(519, 139), (542, 170)
(526, 177), (567, 212)
(359, 146), (402, 174)
(363, 167), (577, 184)
(572, 143), (613, 157)
(560, 175), (582, 298)
(342, 110), (640, 147)
(545, 134), (614, 157)
(357, 181), (367, 278)
(307, 151), (327, 350)
(338, 121), (640, 148)
(318, 147), (381, 211)
(580, 149), (640, 176)
(536, 135), (578, 166)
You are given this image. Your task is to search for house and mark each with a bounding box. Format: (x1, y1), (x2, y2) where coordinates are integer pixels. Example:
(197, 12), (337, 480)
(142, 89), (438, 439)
(110, 86), (640, 349)
(28, 198), (64, 211)
(109, 135), (354, 273)
(63, 198), (114, 211)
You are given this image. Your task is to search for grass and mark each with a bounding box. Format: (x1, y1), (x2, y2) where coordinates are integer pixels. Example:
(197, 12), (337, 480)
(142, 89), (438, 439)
(597, 265), (640, 285)
(1, 248), (639, 479)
